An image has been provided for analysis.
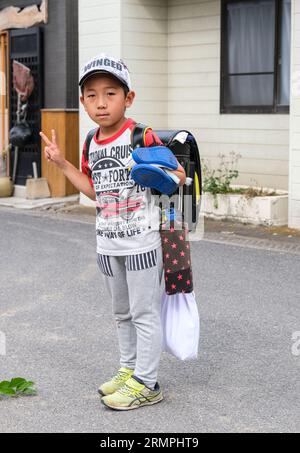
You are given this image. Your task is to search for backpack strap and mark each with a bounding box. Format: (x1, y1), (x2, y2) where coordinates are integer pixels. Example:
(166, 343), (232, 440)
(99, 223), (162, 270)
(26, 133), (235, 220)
(131, 123), (169, 199)
(131, 123), (152, 149)
(83, 128), (98, 162)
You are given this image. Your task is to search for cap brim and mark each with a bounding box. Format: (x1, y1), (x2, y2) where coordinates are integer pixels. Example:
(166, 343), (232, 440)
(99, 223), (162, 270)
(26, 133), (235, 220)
(79, 70), (129, 89)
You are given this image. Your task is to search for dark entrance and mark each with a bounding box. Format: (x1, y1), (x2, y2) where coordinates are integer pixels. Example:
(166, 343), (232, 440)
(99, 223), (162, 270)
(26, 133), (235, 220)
(9, 27), (43, 186)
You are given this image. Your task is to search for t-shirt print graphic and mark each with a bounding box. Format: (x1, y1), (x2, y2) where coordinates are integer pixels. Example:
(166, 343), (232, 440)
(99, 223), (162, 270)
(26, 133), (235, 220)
(82, 118), (162, 256)
(92, 155), (145, 222)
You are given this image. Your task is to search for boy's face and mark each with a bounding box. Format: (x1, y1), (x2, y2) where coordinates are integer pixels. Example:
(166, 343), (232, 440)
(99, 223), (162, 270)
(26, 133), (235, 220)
(80, 74), (135, 130)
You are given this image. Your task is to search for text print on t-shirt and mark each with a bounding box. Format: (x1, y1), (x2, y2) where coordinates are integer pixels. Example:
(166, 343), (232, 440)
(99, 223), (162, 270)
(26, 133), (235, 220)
(82, 119), (162, 255)
(89, 139), (153, 241)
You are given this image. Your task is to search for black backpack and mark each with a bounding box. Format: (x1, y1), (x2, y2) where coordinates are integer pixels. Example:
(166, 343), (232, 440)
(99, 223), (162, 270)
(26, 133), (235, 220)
(131, 124), (202, 233)
(84, 124), (203, 233)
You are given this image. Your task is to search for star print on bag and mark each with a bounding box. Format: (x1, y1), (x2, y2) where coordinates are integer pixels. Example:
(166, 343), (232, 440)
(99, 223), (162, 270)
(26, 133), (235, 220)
(160, 213), (193, 295)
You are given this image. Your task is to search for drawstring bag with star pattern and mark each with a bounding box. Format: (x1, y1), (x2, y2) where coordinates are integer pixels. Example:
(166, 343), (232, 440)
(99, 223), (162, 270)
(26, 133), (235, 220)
(160, 206), (193, 295)
(160, 204), (200, 361)
(130, 123), (200, 360)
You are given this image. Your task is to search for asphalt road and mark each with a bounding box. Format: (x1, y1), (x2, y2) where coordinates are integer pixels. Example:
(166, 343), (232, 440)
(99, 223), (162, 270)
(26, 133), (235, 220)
(0, 207), (300, 433)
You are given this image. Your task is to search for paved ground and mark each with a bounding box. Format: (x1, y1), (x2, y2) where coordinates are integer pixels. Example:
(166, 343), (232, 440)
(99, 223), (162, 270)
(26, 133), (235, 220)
(0, 205), (300, 433)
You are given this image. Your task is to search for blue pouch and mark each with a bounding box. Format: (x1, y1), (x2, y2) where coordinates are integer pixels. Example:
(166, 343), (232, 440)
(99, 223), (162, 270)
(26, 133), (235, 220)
(131, 164), (179, 196)
(132, 146), (178, 170)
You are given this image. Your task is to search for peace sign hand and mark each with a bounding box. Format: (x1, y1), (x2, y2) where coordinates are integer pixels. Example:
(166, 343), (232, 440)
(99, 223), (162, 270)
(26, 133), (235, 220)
(39, 129), (65, 169)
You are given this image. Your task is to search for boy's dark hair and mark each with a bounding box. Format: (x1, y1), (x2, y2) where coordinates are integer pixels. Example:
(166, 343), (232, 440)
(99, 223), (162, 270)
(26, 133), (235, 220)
(80, 79), (130, 98)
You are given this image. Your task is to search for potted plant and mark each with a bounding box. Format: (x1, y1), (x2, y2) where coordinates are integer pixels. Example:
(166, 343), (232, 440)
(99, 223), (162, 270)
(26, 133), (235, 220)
(202, 152), (288, 226)
(0, 145), (13, 198)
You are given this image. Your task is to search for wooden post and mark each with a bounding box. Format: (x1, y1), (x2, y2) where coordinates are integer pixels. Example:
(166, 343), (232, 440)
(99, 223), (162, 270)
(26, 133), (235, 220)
(0, 31), (9, 176)
(41, 109), (79, 198)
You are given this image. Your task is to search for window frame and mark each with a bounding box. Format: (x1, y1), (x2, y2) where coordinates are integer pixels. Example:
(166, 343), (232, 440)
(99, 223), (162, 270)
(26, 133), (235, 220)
(220, 0), (290, 114)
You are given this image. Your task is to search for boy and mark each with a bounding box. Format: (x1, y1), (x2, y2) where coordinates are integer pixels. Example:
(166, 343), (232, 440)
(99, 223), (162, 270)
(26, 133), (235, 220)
(40, 54), (186, 411)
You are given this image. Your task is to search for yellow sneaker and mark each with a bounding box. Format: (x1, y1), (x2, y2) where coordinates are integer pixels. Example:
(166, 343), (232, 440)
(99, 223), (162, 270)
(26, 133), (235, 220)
(98, 367), (134, 396)
(101, 376), (163, 411)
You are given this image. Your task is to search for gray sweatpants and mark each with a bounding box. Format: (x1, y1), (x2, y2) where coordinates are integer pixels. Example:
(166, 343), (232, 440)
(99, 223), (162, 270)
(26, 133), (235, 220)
(97, 246), (164, 389)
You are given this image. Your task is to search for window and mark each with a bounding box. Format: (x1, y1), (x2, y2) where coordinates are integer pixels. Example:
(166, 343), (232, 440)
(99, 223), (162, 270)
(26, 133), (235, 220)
(221, 0), (291, 113)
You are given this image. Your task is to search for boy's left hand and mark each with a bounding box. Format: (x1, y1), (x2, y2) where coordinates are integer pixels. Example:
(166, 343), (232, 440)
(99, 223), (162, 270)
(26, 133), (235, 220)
(131, 146), (186, 186)
(171, 162), (186, 186)
(130, 146), (187, 195)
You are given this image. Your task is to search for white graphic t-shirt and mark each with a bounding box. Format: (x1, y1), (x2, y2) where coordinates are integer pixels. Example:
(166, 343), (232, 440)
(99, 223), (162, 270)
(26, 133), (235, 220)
(82, 118), (162, 256)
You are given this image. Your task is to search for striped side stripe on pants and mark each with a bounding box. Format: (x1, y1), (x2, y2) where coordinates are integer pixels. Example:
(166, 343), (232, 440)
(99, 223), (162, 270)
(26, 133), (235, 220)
(97, 254), (114, 277)
(126, 249), (157, 271)
(97, 249), (158, 277)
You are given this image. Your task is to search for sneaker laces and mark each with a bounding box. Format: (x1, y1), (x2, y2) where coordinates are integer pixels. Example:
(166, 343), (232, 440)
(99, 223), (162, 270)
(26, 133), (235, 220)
(117, 382), (143, 398)
(112, 370), (131, 384)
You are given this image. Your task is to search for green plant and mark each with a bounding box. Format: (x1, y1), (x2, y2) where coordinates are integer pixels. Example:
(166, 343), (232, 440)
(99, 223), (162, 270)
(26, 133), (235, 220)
(201, 151), (242, 208)
(243, 186), (277, 199)
(0, 378), (37, 398)
(242, 178), (277, 199)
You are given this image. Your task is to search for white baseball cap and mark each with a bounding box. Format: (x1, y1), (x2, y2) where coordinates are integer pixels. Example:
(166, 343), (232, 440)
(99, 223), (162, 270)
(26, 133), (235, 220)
(79, 53), (132, 90)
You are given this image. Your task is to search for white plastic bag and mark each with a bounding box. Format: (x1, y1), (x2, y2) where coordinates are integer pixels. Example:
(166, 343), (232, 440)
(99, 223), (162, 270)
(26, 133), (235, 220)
(161, 291), (200, 361)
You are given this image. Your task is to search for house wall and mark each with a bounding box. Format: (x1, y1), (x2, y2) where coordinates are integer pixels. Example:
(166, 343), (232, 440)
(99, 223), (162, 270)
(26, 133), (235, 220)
(168, 0), (290, 191)
(78, 0), (291, 207)
(79, 0), (122, 135)
(79, 0), (122, 205)
(289, 0), (300, 228)
(78, 0), (168, 205)
(121, 0), (168, 129)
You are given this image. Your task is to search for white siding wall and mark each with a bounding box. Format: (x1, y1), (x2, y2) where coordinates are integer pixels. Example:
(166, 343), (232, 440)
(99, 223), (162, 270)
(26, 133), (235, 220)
(78, 0), (168, 205)
(168, 0), (290, 190)
(289, 0), (300, 228)
(121, 0), (168, 128)
(78, 0), (292, 208)
(79, 0), (122, 205)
